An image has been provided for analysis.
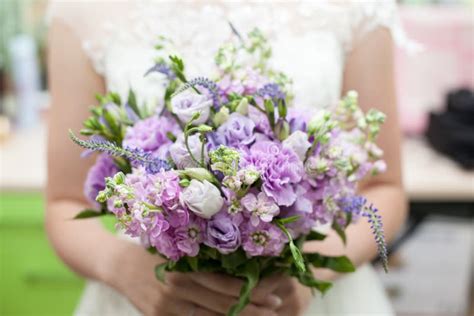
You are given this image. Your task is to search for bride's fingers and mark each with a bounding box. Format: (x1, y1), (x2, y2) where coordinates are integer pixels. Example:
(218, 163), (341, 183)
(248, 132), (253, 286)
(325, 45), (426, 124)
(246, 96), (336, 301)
(168, 275), (276, 315)
(251, 274), (286, 301)
(166, 299), (218, 316)
(188, 272), (244, 296)
(188, 272), (282, 308)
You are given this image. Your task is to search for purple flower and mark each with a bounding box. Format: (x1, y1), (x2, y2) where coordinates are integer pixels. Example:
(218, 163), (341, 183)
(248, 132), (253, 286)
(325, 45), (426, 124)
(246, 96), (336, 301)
(241, 141), (303, 206)
(242, 221), (287, 256)
(174, 215), (206, 257)
(145, 63), (176, 80)
(147, 170), (182, 210)
(338, 196), (367, 218)
(241, 192), (279, 226)
(256, 83), (285, 100)
(240, 68), (268, 95)
(123, 116), (180, 159)
(84, 154), (118, 207)
(248, 106), (273, 137)
(154, 232), (182, 261)
(204, 211), (241, 254)
(217, 75), (245, 102)
(287, 108), (310, 133)
(217, 113), (255, 148)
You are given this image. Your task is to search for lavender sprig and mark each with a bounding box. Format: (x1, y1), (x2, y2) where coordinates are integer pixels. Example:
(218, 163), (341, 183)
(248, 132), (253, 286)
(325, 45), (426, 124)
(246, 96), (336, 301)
(69, 130), (171, 173)
(256, 83), (285, 101)
(362, 204), (388, 272)
(172, 77), (220, 108)
(144, 63), (176, 81)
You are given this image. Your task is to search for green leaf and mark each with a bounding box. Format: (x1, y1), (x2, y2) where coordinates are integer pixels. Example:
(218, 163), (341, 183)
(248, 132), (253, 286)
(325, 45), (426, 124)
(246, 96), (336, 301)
(289, 242), (306, 273)
(332, 221), (347, 245)
(222, 249), (247, 271)
(277, 98), (287, 118)
(306, 230), (327, 241)
(276, 215), (300, 225)
(276, 222), (306, 273)
(227, 260), (260, 316)
(127, 89), (142, 118)
(73, 209), (107, 219)
(296, 271), (332, 294)
(109, 92), (122, 105)
(155, 262), (168, 283)
(80, 129), (95, 136)
(264, 99), (275, 128)
(102, 108), (120, 136)
(201, 246), (219, 260)
(186, 256), (199, 271)
(304, 253), (355, 273)
(169, 55), (187, 82)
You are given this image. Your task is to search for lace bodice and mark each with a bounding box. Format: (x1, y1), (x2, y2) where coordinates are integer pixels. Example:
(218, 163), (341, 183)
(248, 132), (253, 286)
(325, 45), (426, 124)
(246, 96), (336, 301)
(48, 0), (407, 112)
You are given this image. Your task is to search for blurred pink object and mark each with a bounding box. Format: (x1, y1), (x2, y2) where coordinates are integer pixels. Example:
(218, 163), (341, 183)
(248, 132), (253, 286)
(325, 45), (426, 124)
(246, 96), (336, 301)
(396, 6), (473, 135)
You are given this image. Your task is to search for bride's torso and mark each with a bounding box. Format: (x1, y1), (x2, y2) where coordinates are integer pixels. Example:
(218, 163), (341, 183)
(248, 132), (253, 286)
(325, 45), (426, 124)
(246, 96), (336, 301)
(49, 0), (403, 112)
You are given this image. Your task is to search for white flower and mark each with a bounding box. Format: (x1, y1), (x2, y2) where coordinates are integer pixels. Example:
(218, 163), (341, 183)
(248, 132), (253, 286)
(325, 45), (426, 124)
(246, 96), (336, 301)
(222, 175), (242, 191)
(282, 131), (311, 161)
(237, 167), (260, 186)
(171, 91), (212, 124)
(169, 134), (206, 169)
(182, 180), (224, 219)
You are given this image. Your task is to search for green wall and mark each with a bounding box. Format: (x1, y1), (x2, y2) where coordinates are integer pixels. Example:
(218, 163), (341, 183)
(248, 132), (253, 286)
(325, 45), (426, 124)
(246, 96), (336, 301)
(0, 192), (84, 316)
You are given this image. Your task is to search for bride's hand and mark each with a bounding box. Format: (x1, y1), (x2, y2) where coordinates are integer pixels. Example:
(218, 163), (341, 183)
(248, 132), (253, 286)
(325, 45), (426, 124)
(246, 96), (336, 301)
(271, 275), (313, 316)
(102, 242), (282, 316)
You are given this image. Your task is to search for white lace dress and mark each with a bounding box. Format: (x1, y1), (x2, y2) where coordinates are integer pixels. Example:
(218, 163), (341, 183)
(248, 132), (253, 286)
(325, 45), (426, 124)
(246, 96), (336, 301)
(48, 1), (408, 315)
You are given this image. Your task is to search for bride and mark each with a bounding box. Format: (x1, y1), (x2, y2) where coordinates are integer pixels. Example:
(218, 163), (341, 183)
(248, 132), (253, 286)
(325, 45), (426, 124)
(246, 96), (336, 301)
(46, 1), (408, 315)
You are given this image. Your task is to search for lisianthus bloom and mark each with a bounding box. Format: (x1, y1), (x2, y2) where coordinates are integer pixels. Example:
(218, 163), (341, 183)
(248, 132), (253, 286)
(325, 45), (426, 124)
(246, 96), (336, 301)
(204, 211), (241, 254)
(123, 115), (180, 158)
(169, 133), (207, 169)
(181, 180), (224, 219)
(84, 154), (118, 207)
(217, 113), (256, 148)
(241, 141), (303, 206)
(171, 90), (213, 124)
(242, 221), (287, 256)
(241, 192), (279, 226)
(248, 106), (272, 137)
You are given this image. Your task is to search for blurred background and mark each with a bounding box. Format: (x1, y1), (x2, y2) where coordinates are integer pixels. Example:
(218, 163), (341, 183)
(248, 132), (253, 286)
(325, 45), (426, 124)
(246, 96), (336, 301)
(0, 0), (472, 315)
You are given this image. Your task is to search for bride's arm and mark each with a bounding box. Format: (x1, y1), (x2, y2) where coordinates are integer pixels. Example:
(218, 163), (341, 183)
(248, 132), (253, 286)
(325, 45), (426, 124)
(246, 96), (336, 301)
(304, 27), (408, 275)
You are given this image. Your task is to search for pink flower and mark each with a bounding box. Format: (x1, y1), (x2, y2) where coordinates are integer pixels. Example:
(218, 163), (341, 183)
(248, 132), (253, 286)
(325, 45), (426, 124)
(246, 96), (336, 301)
(241, 192), (279, 226)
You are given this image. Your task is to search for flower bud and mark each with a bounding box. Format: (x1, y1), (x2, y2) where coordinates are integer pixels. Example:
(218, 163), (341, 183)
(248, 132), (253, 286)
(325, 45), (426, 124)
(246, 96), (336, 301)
(235, 97), (249, 115)
(177, 168), (216, 184)
(223, 175), (242, 191)
(238, 167), (260, 186)
(213, 106), (230, 126)
(275, 119), (290, 141)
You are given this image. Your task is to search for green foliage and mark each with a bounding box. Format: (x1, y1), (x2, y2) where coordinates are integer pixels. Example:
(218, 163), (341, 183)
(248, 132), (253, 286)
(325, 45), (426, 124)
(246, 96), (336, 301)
(169, 55), (187, 82)
(276, 221), (305, 273)
(304, 253), (355, 273)
(332, 221), (347, 245)
(73, 209), (109, 219)
(227, 260), (260, 316)
(306, 230), (327, 241)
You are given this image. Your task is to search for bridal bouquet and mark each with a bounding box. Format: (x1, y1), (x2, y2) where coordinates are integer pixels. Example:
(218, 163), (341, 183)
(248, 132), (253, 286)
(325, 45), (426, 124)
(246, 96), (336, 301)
(70, 28), (388, 315)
